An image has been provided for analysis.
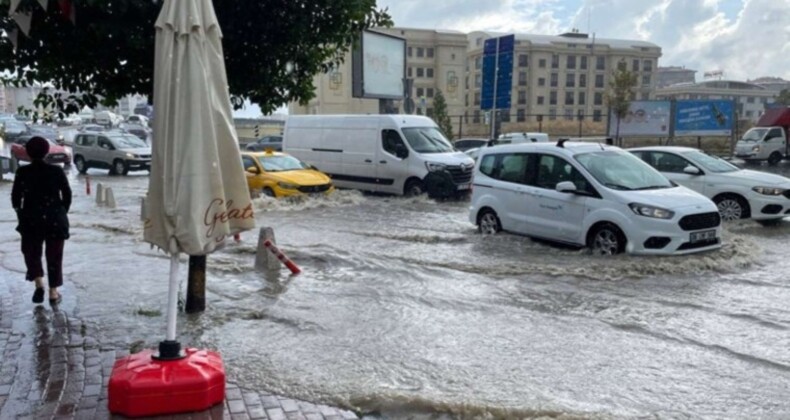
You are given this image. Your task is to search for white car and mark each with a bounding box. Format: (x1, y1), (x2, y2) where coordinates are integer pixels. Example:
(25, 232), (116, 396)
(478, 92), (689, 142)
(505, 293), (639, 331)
(629, 146), (790, 225)
(469, 142), (722, 256)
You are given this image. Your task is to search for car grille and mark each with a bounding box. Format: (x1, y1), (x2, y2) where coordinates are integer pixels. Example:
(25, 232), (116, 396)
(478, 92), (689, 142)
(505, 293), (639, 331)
(137, 154), (152, 159)
(678, 212), (721, 231)
(297, 183), (331, 193)
(446, 164), (473, 184)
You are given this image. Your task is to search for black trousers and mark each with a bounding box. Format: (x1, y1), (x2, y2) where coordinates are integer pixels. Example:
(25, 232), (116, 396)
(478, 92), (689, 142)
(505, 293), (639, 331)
(21, 234), (65, 289)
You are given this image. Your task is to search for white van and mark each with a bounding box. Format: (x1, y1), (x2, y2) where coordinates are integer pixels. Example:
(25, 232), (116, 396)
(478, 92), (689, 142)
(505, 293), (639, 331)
(497, 132), (550, 144)
(283, 115), (475, 196)
(469, 141), (722, 255)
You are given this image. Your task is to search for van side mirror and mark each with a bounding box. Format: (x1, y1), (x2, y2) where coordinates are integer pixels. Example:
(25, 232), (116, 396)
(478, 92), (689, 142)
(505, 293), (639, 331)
(395, 145), (408, 159)
(683, 165), (701, 175)
(556, 181), (576, 193)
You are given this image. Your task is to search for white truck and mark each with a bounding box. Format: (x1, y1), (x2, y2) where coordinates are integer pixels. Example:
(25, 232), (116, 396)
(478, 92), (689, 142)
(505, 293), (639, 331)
(734, 107), (790, 165)
(283, 115), (475, 197)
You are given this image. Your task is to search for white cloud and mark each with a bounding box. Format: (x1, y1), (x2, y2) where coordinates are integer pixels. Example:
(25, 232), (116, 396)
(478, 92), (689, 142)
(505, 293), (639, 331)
(378, 0), (790, 81)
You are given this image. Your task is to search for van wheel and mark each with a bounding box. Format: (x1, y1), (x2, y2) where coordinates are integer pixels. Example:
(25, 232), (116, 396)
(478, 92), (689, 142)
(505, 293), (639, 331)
(768, 152), (782, 166)
(588, 223), (626, 256)
(478, 209), (501, 234)
(714, 194), (749, 221)
(112, 159), (129, 176)
(262, 187), (276, 198)
(74, 156), (88, 174)
(404, 179), (424, 197)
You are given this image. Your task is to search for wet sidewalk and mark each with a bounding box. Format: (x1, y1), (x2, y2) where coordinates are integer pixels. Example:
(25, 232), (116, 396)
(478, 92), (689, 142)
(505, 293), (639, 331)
(0, 273), (359, 420)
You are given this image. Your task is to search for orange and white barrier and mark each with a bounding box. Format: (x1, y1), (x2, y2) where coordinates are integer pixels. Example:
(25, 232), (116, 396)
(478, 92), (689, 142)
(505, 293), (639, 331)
(262, 240), (301, 275)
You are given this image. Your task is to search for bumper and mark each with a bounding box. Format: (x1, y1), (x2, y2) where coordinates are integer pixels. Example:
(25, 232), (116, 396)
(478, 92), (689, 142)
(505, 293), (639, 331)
(624, 217), (722, 256)
(747, 193), (790, 220)
(734, 153), (762, 160)
(127, 159), (151, 169)
(276, 185), (335, 198)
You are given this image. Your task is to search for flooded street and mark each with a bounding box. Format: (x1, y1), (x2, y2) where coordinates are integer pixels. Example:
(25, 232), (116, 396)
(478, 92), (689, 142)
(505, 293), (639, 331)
(3, 159), (790, 418)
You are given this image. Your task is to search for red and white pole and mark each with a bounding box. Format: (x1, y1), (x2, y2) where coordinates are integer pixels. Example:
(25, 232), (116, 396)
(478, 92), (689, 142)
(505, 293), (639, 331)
(233, 233), (241, 242)
(262, 240), (301, 275)
(86, 175), (91, 195)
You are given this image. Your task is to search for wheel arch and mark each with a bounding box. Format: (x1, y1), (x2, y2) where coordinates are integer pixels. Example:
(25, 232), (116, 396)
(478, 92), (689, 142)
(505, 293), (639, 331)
(712, 192), (751, 218)
(586, 220), (627, 249)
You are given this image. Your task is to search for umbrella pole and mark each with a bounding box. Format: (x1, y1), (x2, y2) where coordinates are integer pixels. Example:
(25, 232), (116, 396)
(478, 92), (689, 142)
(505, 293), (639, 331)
(154, 252), (185, 360)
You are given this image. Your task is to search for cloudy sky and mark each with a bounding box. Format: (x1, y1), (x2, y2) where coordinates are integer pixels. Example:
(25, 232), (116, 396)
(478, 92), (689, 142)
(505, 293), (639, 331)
(377, 0), (789, 82)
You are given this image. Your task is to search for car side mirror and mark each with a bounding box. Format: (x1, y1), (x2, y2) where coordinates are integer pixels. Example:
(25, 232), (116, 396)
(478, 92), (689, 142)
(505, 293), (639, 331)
(556, 181), (576, 193)
(246, 166), (260, 174)
(683, 165), (701, 175)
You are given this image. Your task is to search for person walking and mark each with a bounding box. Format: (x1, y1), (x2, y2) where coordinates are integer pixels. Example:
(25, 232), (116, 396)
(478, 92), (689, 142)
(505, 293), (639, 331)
(11, 136), (72, 305)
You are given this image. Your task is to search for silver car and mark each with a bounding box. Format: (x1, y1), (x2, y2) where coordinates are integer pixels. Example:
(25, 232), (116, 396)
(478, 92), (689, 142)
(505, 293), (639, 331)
(72, 132), (151, 175)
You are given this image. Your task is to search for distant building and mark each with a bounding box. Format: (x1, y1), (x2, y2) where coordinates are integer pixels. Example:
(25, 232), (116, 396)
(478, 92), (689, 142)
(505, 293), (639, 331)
(748, 77), (790, 93)
(655, 80), (776, 121)
(0, 85), (6, 114)
(657, 66), (696, 88)
(118, 94), (149, 117)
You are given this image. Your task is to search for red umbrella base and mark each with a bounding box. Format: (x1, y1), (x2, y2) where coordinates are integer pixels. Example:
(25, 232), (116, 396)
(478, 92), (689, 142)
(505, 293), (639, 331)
(108, 348), (225, 417)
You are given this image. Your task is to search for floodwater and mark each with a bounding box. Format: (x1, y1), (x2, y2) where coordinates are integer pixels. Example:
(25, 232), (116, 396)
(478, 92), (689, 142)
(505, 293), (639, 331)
(2, 157), (790, 419)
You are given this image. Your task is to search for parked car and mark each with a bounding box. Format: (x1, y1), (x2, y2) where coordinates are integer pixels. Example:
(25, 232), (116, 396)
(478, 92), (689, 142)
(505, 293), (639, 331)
(629, 146), (790, 224)
(246, 135), (283, 152)
(126, 114), (149, 127)
(11, 135), (72, 166)
(1, 119), (28, 141)
(80, 124), (105, 133)
(469, 141), (722, 255)
(27, 125), (65, 145)
(120, 124), (151, 143)
(94, 111), (124, 127)
(454, 138), (489, 152)
(241, 150), (334, 198)
(72, 132), (151, 175)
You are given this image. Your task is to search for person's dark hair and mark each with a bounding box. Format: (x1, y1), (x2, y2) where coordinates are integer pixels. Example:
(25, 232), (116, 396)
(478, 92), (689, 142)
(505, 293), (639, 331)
(25, 136), (50, 161)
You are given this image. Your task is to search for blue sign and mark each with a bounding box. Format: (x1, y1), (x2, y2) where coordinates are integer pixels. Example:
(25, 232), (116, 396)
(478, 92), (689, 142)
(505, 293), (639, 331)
(674, 100), (734, 136)
(481, 35), (514, 110)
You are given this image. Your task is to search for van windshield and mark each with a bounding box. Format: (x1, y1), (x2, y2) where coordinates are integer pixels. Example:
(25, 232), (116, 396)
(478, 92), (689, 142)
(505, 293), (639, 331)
(575, 150), (673, 191)
(402, 127), (454, 154)
(741, 128), (767, 142)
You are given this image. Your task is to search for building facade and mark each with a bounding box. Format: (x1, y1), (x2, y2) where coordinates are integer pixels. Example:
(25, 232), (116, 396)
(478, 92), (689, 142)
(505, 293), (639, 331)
(747, 77), (790, 93)
(655, 80), (777, 121)
(465, 30), (662, 125)
(657, 66), (696, 88)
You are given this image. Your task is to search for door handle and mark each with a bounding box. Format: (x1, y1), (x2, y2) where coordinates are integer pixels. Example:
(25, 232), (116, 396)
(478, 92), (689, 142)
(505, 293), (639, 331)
(379, 160), (387, 164)
(364, 159), (372, 163)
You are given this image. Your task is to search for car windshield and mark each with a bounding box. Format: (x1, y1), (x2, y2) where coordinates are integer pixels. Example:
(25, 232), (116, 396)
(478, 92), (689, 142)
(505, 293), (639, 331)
(402, 127), (454, 154)
(109, 135), (147, 149)
(575, 150), (673, 190)
(30, 127), (56, 136)
(257, 155), (308, 172)
(4, 121), (25, 131)
(741, 128), (767, 142)
(682, 150), (739, 173)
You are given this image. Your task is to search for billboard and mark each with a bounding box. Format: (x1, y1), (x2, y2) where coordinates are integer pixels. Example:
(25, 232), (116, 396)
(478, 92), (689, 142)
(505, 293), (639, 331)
(674, 100), (734, 136)
(352, 31), (406, 100)
(481, 35), (515, 110)
(608, 101), (671, 136)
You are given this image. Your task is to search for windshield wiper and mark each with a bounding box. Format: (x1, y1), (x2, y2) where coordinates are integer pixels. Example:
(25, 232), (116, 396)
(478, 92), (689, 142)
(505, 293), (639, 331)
(603, 183), (633, 190)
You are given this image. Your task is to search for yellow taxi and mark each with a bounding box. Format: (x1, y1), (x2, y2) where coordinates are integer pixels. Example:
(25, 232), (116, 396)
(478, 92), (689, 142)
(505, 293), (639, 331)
(241, 150), (334, 198)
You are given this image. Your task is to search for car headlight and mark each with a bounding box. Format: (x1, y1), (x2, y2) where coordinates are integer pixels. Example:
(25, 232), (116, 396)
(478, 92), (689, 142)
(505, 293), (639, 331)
(277, 182), (299, 190)
(629, 203), (675, 219)
(752, 186), (785, 196)
(126, 152), (136, 158)
(752, 145), (761, 152)
(425, 162), (447, 172)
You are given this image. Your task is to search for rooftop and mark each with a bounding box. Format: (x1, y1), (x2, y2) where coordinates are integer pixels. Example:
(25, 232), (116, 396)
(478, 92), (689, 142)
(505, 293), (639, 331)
(470, 30), (660, 50)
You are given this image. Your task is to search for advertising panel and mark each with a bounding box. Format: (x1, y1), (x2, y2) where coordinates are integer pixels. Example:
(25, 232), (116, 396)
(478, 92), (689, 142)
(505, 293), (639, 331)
(352, 31), (406, 99)
(674, 100), (734, 136)
(607, 101), (671, 136)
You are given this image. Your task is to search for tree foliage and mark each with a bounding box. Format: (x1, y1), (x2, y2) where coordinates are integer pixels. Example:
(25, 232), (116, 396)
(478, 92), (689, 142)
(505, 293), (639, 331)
(0, 0), (392, 118)
(604, 64), (638, 145)
(776, 89), (790, 106)
(432, 89), (453, 141)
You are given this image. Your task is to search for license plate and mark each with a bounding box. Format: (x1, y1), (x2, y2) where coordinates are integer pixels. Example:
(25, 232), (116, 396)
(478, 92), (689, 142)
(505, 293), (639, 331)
(457, 183), (471, 191)
(690, 229), (717, 243)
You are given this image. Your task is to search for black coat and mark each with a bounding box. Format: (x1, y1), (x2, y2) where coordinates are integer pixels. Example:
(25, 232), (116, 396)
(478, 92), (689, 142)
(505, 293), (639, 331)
(11, 160), (72, 240)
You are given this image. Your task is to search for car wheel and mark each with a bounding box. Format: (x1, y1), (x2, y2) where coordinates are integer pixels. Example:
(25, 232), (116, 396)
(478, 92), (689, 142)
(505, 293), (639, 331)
(714, 194), (748, 221)
(112, 159), (129, 176)
(262, 187), (276, 198)
(404, 179), (424, 197)
(768, 152), (782, 166)
(478, 209), (501, 234)
(74, 156), (88, 174)
(588, 223), (626, 256)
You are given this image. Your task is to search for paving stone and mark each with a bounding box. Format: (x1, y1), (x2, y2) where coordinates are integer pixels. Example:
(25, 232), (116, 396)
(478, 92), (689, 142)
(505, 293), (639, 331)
(228, 399), (247, 414)
(280, 399), (300, 413)
(266, 408), (287, 420)
(247, 405), (268, 419)
(231, 414), (251, 420)
(261, 395), (281, 409)
(226, 387), (244, 400)
(285, 412), (306, 420)
(0, 385), (11, 395)
(83, 384), (101, 397)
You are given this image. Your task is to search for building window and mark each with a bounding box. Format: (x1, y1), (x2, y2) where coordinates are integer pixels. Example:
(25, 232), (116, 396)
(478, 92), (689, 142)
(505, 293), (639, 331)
(593, 109), (602, 122)
(517, 109), (526, 122)
(644, 60), (653, 72)
(518, 90), (526, 105)
(594, 92), (603, 105)
(746, 110), (753, 118)
(566, 73), (575, 88)
(538, 77), (546, 87)
(475, 56), (482, 69)
(539, 58), (547, 68)
(475, 73), (481, 87)
(474, 92), (481, 105)
(417, 68), (425, 78)
(580, 56), (588, 70)
(426, 108), (433, 117)
(567, 55), (576, 69)
(596, 56), (605, 70)
(427, 48), (434, 58)
(595, 74), (604, 88)
(565, 91), (574, 105)
(408, 67), (413, 78)
(408, 47), (413, 57)
(476, 38), (483, 47)
(473, 110), (480, 123)
(642, 75), (651, 86)
(550, 91), (557, 105)
(578, 92), (586, 105)
(579, 74), (587, 88)
(518, 71), (527, 86)
(417, 47), (424, 58)
(747, 97), (755, 104)
(416, 87), (424, 97)
(617, 61), (627, 71)
(427, 88), (434, 98)
(549, 108), (557, 120)
(551, 54), (559, 69)
(537, 96), (545, 105)
(519, 54), (528, 67)
(465, 94), (469, 107)
(632, 59), (640, 72)
(641, 92), (650, 100)
(550, 73), (558, 87)
(565, 108), (574, 121)
(427, 68), (434, 78)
